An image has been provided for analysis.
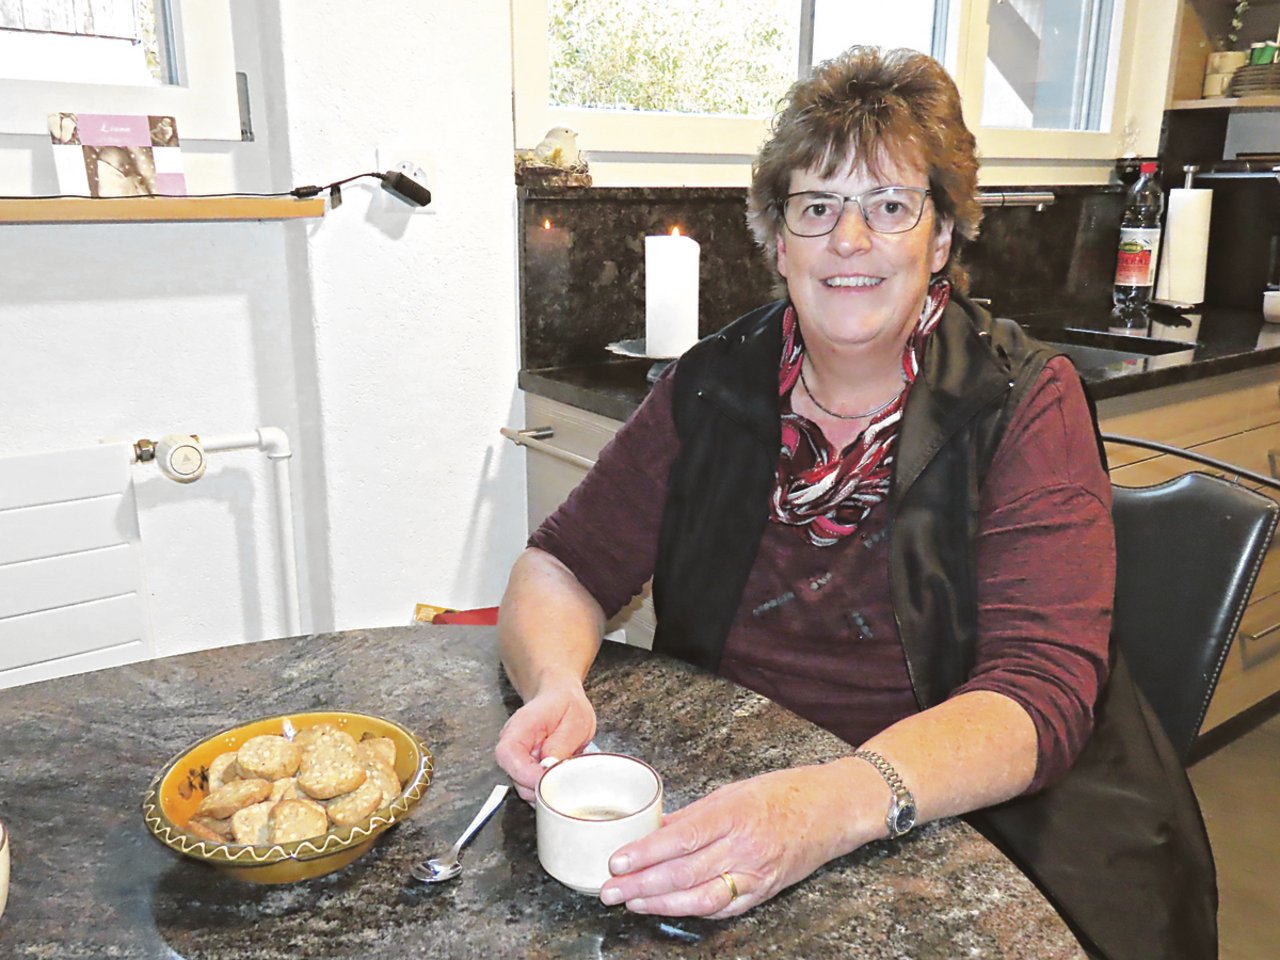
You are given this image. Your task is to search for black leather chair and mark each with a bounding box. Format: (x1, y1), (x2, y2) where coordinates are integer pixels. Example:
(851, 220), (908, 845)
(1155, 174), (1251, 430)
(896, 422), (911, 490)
(1104, 434), (1280, 763)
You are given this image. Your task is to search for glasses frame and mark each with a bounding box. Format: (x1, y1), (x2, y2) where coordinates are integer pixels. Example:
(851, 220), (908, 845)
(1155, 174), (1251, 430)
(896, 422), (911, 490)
(780, 187), (933, 237)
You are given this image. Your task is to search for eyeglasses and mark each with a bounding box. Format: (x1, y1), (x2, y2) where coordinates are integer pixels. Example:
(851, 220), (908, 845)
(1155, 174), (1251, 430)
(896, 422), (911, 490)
(781, 187), (933, 237)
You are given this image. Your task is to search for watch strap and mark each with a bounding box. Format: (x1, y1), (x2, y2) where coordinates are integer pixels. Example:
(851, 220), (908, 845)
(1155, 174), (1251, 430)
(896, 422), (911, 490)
(853, 749), (916, 838)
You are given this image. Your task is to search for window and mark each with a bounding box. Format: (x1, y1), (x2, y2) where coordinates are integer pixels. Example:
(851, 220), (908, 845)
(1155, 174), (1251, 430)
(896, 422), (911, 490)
(516, 0), (950, 155)
(953, 0), (1155, 161)
(547, 0), (801, 119)
(0, 0), (175, 85)
(0, 0), (240, 139)
(513, 0), (1167, 168)
(810, 1), (949, 67)
(977, 0), (1118, 131)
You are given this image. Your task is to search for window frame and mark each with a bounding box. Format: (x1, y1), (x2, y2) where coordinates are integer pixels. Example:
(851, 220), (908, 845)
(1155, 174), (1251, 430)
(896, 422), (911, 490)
(955, 0), (1141, 160)
(511, 0), (1175, 168)
(0, 0), (240, 140)
(511, 0), (776, 156)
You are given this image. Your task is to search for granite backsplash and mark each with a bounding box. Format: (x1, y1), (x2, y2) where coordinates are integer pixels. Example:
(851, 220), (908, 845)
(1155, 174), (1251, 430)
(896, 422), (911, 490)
(518, 184), (1126, 370)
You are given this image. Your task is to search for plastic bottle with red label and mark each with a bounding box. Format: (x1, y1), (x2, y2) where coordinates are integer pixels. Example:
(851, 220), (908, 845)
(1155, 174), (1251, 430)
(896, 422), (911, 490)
(1112, 161), (1164, 323)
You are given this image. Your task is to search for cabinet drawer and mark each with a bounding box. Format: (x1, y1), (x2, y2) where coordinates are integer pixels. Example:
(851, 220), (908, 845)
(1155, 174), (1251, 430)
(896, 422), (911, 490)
(1106, 421), (1280, 490)
(1203, 588), (1280, 732)
(511, 393), (654, 649)
(1097, 364), (1280, 469)
(517, 394), (620, 530)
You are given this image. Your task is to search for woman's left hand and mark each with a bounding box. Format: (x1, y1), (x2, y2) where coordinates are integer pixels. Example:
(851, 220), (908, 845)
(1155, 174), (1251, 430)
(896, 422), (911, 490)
(598, 763), (867, 918)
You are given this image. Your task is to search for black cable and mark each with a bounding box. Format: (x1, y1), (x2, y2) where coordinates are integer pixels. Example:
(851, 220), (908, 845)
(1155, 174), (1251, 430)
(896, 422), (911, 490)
(289, 172), (386, 199)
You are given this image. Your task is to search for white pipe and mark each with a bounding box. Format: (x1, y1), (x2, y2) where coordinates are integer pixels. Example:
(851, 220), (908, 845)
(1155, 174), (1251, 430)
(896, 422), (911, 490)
(201, 431), (262, 453)
(269, 453), (301, 636)
(202, 428), (301, 637)
(133, 426), (303, 638)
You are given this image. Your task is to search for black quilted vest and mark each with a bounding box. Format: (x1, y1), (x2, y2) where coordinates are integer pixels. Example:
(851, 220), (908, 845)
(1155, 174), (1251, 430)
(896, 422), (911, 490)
(651, 296), (1216, 960)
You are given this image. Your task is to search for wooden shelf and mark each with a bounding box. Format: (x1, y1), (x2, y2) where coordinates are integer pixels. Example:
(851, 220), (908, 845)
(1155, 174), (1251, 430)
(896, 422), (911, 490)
(0, 196), (325, 224)
(1169, 94), (1280, 110)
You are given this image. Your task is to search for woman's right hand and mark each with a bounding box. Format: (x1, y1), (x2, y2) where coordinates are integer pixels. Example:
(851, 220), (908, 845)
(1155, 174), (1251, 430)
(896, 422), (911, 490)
(494, 682), (597, 801)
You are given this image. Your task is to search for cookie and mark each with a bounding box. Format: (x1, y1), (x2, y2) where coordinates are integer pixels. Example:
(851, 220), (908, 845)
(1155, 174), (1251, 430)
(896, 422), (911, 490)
(269, 777), (303, 803)
(295, 724), (357, 756)
(208, 751), (242, 791)
(185, 818), (228, 844)
(293, 722), (341, 749)
(363, 758), (402, 809)
(231, 800), (274, 845)
(189, 814), (235, 840)
(195, 778), (272, 820)
(268, 798), (330, 844)
(356, 737), (397, 770)
(236, 734), (302, 781)
(323, 776), (383, 827)
(298, 745), (366, 800)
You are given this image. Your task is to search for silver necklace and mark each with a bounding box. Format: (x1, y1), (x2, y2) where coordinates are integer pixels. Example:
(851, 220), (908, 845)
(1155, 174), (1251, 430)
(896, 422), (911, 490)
(798, 362), (905, 421)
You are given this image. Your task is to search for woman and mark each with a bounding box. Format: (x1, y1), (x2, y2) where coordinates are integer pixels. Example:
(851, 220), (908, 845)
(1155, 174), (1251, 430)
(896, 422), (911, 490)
(496, 47), (1214, 960)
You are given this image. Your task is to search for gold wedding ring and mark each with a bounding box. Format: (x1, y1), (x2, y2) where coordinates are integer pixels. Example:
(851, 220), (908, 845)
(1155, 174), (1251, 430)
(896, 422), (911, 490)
(719, 871), (739, 901)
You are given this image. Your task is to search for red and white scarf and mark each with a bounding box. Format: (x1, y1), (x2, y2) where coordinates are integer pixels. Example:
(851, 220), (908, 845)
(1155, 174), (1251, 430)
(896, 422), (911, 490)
(771, 278), (950, 547)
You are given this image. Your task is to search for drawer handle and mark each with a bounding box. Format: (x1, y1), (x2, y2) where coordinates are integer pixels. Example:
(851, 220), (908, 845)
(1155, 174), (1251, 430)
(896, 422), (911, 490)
(1241, 621), (1280, 644)
(500, 426), (596, 471)
(1270, 450), (1280, 481)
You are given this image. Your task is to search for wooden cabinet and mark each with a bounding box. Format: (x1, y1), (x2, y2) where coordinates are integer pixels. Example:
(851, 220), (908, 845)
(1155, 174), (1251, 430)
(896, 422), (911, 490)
(1168, 0), (1280, 108)
(1099, 363), (1280, 732)
(1162, 0), (1280, 182)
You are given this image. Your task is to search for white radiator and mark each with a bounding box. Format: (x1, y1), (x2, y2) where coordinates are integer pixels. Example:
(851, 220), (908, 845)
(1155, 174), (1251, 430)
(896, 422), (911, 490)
(0, 442), (154, 688)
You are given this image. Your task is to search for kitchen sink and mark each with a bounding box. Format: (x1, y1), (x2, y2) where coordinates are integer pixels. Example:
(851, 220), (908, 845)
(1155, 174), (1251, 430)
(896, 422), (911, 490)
(1014, 324), (1199, 380)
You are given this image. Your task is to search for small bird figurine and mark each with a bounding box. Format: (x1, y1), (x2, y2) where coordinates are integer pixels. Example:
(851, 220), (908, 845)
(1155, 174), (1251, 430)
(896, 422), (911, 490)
(530, 127), (581, 168)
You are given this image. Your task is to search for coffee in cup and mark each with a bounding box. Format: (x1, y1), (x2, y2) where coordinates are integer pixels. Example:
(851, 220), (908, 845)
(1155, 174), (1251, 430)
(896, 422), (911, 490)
(535, 753), (662, 895)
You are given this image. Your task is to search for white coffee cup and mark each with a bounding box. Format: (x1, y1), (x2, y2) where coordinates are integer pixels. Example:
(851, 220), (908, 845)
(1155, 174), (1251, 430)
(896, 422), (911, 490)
(1202, 72), (1234, 97)
(1207, 50), (1248, 74)
(536, 753), (662, 895)
(1, 819), (10, 919)
(1263, 290), (1280, 324)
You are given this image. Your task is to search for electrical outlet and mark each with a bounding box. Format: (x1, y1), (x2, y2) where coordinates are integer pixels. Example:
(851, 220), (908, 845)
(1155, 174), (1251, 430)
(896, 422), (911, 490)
(376, 147), (437, 213)
(392, 159), (428, 189)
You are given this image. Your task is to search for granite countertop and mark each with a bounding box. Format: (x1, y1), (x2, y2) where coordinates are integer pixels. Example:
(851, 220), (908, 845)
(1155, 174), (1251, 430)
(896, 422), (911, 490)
(0, 625), (1084, 959)
(520, 304), (1280, 422)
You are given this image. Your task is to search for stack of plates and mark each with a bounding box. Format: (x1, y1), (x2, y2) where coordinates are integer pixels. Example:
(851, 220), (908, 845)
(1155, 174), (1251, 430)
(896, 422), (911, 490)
(1229, 64), (1280, 97)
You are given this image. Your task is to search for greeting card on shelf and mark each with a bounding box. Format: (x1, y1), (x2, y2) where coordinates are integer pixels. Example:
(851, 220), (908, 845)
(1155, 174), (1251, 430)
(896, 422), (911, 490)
(47, 113), (186, 198)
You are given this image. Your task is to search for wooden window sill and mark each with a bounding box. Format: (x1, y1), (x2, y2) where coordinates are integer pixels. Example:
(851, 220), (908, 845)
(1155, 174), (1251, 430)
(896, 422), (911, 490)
(0, 196), (325, 224)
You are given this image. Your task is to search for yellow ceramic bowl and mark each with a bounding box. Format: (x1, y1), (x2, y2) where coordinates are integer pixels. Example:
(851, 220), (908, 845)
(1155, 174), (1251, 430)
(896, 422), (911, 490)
(142, 710), (433, 884)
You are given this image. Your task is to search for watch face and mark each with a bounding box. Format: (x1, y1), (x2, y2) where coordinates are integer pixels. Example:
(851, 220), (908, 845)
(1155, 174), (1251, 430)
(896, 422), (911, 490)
(894, 802), (918, 835)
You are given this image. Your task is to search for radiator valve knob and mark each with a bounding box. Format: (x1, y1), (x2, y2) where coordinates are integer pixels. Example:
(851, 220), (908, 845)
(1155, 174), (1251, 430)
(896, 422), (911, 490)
(156, 434), (206, 483)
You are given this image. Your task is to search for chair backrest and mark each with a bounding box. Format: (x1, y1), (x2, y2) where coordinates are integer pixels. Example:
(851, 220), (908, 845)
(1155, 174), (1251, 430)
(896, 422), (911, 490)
(1111, 471), (1278, 762)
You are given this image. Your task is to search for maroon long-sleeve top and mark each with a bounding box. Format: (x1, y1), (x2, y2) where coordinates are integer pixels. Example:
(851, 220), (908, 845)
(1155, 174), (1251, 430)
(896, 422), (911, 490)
(531, 355), (1114, 792)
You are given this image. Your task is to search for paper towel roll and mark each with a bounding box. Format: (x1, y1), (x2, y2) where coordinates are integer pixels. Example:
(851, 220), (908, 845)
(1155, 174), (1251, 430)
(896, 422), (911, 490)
(1154, 188), (1212, 306)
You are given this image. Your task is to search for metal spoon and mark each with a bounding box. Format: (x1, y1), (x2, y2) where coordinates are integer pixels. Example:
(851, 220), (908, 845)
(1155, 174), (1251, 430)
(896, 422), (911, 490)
(410, 783), (510, 883)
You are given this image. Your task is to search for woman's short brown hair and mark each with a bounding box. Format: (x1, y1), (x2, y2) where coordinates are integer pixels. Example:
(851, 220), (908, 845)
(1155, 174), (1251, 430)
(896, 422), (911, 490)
(747, 46), (981, 291)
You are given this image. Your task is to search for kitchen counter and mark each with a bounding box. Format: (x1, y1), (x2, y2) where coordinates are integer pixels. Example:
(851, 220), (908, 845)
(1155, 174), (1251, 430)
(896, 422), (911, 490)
(520, 303), (1280, 422)
(0, 625), (1084, 959)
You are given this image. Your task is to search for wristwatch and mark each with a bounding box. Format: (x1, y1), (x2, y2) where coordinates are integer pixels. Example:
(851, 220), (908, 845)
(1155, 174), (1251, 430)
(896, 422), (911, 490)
(853, 749), (918, 839)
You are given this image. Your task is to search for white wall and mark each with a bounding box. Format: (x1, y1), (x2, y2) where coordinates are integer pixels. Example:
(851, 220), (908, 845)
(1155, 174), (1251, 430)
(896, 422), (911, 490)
(0, 1), (527, 659)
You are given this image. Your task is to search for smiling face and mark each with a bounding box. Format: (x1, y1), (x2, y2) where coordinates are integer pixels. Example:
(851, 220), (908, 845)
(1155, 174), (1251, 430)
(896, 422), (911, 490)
(776, 153), (952, 359)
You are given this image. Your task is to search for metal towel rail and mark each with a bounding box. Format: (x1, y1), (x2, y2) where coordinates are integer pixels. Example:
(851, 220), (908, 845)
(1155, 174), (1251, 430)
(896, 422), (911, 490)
(501, 426), (596, 471)
(977, 190), (1056, 208)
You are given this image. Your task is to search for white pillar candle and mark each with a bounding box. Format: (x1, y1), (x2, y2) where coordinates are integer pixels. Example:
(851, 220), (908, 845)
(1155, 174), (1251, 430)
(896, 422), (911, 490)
(645, 227), (700, 358)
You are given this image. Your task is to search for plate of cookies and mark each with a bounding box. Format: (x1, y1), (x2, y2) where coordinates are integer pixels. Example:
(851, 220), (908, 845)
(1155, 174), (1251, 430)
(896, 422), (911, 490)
(142, 710), (433, 883)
